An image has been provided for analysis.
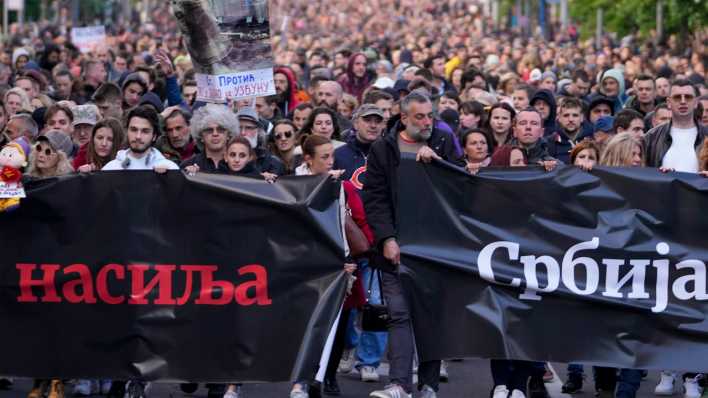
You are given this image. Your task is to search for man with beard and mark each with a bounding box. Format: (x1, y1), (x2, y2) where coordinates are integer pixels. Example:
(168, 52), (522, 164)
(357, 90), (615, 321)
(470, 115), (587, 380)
(181, 104), (239, 173)
(157, 107), (197, 163)
(102, 105), (179, 171)
(235, 107), (286, 175)
(317, 80), (343, 110)
(273, 66), (301, 117)
(545, 98), (584, 163)
(317, 80), (352, 131)
(364, 92), (460, 398)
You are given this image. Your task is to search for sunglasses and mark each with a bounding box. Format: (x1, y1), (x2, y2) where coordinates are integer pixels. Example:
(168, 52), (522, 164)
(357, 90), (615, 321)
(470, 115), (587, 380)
(274, 131), (293, 140)
(671, 94), (695, 102)
(35, 144), (54, 156)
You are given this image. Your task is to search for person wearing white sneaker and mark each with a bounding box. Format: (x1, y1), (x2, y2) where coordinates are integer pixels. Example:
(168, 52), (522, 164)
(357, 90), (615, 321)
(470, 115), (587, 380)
(337, 348), (356, 374)
(73, 379), (92, 396)
(655, 371), (677, 395)
(419, 385), (437, 398)
(683, 374), (704, 398)
(360, 365), (380, 382)
(439, 360), (449, 382)
(510, 389), (526, 398)
(492, 385), (510, 398)
(223, 384), (242, 398)
(369, 384), (412, 398)
(364, 92), (446, 398)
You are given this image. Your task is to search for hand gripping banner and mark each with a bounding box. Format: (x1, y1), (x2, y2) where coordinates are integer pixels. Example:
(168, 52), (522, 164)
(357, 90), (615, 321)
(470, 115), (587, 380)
(0, 172), (346, 382)
(396, 155), (708, 372)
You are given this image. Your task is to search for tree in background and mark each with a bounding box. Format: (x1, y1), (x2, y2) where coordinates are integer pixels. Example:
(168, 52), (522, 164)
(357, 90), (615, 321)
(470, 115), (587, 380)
(569, 0), (707, 46)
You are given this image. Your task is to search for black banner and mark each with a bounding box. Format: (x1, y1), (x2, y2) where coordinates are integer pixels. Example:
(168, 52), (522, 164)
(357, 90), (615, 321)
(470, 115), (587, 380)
(397, 155), (708, 372)
(0, 172), (346, 382)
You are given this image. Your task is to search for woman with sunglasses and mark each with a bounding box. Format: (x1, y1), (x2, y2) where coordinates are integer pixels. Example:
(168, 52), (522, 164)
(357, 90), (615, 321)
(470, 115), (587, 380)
(269, 119), (301, 175)
(75, 118), (126, 172)
(27, 130), (74, 178)
(24, 133), (75, 398)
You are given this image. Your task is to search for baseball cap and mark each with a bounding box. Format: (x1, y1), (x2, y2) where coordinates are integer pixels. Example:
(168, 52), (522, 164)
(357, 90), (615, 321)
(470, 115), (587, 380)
(354, 104), (384, 120)
(37, 130), (75, 156)
(529, 68), (543, 82)
(72, 104), (99, 127)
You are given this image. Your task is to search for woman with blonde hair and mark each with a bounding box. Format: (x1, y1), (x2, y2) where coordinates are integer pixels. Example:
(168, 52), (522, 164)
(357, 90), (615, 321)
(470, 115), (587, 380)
(27, 130), (74, 178)
(4, 87), (33, 115)
(600, 132), (644, 167)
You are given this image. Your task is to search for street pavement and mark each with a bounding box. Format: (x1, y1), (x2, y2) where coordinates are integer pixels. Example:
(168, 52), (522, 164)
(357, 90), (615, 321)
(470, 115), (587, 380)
(0, 361), (690, 397)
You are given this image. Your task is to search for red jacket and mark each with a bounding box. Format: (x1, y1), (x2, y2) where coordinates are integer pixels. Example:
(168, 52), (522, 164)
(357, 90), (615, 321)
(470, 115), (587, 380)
(72, 143), (89, 170)
(343, 180), (373, 309)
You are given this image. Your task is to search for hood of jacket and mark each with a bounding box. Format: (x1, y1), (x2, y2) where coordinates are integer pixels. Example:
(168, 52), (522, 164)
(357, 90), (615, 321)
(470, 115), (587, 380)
(530, 89), (558, 126)
(274, 66), (300, 113)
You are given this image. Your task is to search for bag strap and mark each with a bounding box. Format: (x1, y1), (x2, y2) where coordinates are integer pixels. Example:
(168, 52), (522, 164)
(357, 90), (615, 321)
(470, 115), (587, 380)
(366, 268), (386, 305)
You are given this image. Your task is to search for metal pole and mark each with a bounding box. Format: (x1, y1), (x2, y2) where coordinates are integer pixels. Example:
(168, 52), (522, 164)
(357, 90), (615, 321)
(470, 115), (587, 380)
(656, 0), (663, 43)
(595, 8), (603, 50)
(561, 0), (568, 31)
(539, 0), (546, 38)
(3, 2), (8, 37)
(492, 0), (499, 28)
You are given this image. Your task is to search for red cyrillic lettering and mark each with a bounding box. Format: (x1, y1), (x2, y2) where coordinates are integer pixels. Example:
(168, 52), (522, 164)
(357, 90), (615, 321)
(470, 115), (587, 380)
(182, 265), (234, 305)
(16, 264), (61, 303)
(128, 264), (176, 305)
(96, 264), (126, 304)
(62, 264), (97, 304)
(235, 264), (272, 306)
(176, 266), (196, 305)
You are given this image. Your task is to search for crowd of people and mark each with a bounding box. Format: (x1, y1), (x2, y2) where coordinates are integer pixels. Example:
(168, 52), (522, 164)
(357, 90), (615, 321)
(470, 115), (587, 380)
(0, 1), (707, 398)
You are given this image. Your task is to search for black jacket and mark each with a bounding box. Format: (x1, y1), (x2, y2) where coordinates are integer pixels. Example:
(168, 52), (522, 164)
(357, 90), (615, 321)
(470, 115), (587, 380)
(509, 138), (558, 164)
(543, 130), (578, 164)
(644, 121), (707, 168)
(362, 122), (462, 248)
(530, 89), (559, 137)
(180, 153), (224, 172)
(255, 146), (287, 175)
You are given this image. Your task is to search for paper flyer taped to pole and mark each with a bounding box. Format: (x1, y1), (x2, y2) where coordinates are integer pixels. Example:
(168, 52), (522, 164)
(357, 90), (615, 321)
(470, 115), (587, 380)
(70, 26), (106, 54)
(172, 0), (275, 102)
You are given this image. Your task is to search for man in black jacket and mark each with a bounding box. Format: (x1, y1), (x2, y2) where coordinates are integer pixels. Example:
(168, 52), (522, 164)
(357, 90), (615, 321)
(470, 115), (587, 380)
(363, 91), (460, 398)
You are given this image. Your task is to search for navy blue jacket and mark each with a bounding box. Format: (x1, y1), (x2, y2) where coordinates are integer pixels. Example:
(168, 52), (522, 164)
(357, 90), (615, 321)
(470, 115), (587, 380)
(334, 133), (372, 190)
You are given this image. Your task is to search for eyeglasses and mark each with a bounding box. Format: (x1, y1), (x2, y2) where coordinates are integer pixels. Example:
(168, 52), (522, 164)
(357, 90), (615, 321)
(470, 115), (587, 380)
(274, 131), (293, 140)
(670, 94), (695, 102)
(35, 144), (54, 156)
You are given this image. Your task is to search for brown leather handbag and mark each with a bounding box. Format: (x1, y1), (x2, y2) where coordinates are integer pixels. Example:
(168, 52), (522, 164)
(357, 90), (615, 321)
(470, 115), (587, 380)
(345, 213), (371, 259)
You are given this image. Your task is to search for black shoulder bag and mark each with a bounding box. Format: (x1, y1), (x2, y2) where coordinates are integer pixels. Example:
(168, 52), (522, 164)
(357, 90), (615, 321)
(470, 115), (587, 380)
(360, 269), (390, 332)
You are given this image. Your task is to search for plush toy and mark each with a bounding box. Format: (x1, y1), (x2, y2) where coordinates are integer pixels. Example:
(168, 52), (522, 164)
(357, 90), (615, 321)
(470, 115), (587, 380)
(0, 140), (29, 212)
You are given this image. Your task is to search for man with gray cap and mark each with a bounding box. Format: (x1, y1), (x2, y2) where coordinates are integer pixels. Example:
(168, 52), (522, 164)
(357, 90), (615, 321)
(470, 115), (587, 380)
(235, 107), (286, 176)
(71, 104), (99, 148)
(334, 104), (386, 189)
